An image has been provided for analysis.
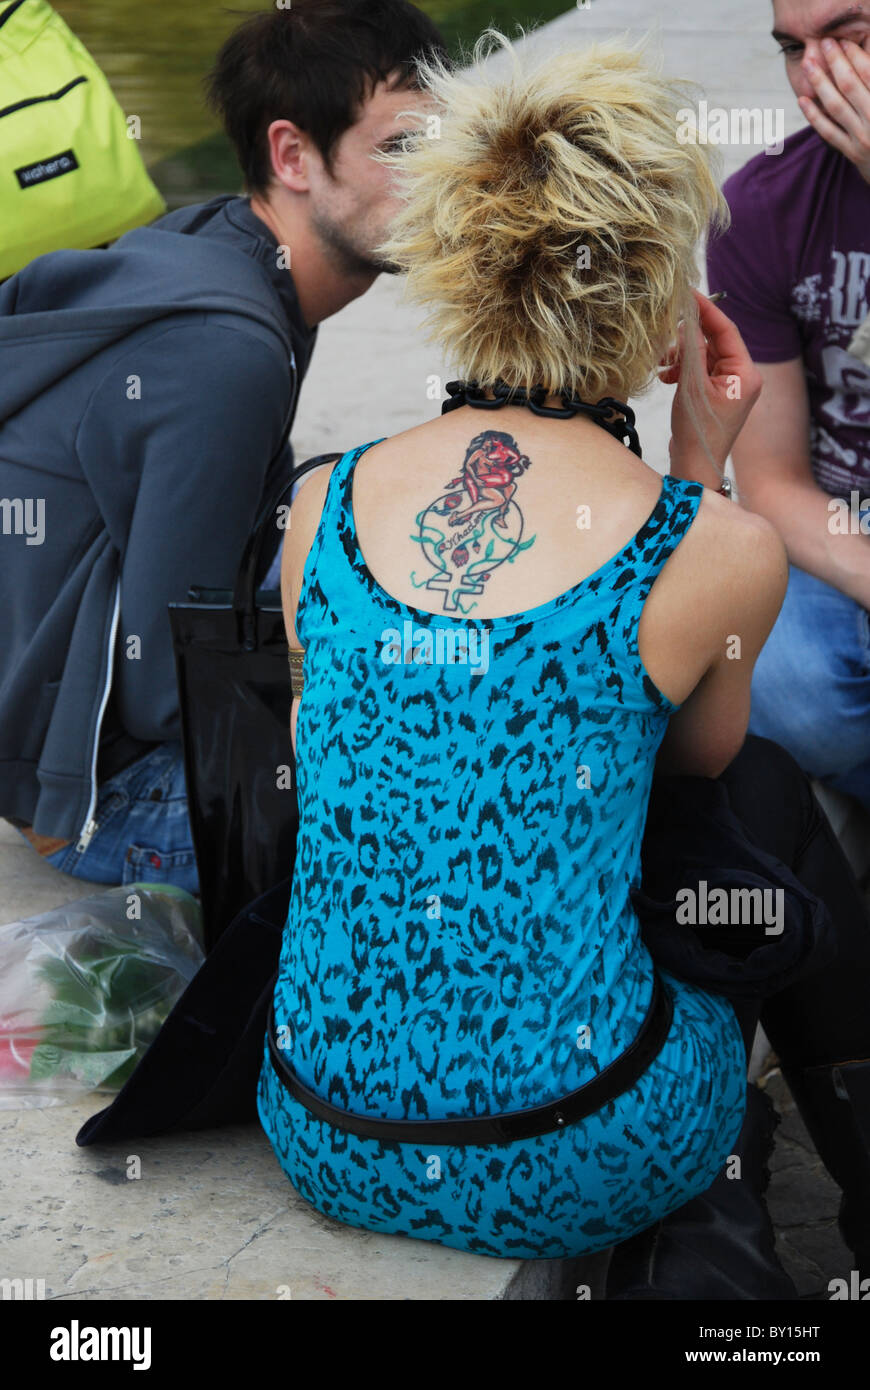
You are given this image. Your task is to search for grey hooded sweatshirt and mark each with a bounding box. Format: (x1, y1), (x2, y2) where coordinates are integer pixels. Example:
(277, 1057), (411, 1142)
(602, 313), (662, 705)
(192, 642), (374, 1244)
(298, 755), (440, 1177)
(0, 194), (317, 846)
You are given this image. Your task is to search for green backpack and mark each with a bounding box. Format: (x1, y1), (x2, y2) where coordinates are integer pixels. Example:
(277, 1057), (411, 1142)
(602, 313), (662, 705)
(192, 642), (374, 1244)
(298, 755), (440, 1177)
(0, 0), (166, 279)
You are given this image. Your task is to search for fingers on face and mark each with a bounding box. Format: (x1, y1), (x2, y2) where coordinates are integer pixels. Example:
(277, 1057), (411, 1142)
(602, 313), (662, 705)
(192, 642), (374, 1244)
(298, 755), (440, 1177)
(805, 39), (869, 126)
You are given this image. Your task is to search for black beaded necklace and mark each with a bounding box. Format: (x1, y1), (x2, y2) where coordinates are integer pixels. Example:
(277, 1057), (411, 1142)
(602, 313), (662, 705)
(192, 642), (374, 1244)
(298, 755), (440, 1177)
(441, 378), (643, 457)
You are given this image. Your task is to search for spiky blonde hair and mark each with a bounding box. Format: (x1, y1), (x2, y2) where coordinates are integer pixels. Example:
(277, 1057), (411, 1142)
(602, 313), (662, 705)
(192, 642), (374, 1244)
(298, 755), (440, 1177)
(376, 28), (729, 435)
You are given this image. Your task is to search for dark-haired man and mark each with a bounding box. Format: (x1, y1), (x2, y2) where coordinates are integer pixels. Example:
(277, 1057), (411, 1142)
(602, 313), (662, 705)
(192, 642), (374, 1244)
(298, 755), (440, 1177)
(0, 0), (447, 892)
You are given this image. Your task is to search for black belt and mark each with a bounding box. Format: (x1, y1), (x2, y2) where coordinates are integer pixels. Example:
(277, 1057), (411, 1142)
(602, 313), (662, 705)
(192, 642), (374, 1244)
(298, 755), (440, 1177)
(266, 971), (673, 1145)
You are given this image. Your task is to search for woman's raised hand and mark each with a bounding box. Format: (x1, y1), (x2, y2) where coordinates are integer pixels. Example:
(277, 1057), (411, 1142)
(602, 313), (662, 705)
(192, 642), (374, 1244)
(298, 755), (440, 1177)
(658, 289), (763, 483)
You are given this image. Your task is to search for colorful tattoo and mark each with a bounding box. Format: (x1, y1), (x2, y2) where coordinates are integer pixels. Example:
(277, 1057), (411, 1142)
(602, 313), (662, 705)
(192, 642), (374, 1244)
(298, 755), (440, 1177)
(411, 431), (536, 614)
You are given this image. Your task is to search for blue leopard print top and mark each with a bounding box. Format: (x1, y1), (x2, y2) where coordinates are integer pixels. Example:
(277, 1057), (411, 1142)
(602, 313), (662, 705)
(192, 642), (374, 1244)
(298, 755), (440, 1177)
(258, 439), (747, 1260)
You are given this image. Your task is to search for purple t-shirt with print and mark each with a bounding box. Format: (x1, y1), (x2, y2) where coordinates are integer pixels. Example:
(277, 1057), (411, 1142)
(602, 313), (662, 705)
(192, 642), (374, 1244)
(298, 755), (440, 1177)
(706, 124), (870, 499)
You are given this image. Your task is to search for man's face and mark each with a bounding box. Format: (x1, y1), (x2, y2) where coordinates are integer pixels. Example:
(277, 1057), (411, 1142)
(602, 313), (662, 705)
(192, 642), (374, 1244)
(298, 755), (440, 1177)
(305, 74), (435, 278)
(773, 1), (870, 105)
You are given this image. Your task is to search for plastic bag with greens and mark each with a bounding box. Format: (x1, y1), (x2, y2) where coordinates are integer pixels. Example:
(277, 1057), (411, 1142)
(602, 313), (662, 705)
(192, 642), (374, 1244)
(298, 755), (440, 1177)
(0, 882), (204, 1109)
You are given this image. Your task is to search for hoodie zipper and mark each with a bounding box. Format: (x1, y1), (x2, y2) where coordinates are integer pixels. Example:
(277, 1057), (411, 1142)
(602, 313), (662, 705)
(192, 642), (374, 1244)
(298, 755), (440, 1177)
(73, 343), (298, 851)
(76, 577), (121, 853)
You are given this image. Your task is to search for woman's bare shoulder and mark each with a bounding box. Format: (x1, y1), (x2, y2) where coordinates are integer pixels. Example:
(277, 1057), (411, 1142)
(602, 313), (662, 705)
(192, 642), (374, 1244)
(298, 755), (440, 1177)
(668, 485), (789, 625)
(692, 487), (787, 573)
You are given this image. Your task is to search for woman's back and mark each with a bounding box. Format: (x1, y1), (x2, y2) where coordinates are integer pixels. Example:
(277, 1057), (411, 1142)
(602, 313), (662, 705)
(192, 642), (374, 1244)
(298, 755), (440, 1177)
(273, 413), (719, 1120)
(345, 408), (733, 706)
(353, 409), (673, 620)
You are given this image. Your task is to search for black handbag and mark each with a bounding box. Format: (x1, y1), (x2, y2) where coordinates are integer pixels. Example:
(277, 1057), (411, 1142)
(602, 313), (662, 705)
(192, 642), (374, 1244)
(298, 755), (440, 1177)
(168, 451), (342, 950)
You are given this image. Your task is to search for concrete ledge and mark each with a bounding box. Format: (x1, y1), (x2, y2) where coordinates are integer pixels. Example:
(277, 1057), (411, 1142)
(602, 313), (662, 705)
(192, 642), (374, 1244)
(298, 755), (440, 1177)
(0, 1090), (609, 1300)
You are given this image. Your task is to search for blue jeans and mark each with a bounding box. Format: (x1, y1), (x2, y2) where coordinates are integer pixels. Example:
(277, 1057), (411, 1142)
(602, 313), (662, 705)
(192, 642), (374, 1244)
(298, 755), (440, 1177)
(748, 564), (870, 811)
(22, 741), (200, 896)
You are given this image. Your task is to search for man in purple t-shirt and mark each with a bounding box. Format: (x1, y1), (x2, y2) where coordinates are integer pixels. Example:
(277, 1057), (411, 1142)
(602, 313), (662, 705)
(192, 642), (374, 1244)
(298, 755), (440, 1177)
(603, 0), (870, 1309)
(706, 0), (870, 813)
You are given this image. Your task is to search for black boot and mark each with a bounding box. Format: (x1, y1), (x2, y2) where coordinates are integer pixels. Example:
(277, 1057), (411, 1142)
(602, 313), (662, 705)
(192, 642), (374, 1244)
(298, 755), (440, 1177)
(779, 1057), (870, 1275)
(605, 1083), (798, 1300)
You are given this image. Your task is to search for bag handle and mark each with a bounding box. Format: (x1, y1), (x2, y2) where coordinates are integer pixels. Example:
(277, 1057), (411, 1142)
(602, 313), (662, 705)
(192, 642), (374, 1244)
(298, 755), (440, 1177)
(233, 451), (343, 649)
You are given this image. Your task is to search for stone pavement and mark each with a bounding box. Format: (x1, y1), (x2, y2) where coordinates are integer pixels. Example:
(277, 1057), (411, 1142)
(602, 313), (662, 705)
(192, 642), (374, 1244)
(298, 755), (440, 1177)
(758, 785), (870, 1300)
(2, 0), (867, 1300)
(762, 1064), (854, 1301)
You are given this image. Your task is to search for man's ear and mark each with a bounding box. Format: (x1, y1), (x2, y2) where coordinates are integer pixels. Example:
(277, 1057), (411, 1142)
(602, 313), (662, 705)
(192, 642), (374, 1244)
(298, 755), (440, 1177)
(266, 120), (312, 194)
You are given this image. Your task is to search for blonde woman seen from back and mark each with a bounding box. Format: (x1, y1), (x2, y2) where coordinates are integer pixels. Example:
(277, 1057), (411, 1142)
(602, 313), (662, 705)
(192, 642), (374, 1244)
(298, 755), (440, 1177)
(257, 30), (789, 1262)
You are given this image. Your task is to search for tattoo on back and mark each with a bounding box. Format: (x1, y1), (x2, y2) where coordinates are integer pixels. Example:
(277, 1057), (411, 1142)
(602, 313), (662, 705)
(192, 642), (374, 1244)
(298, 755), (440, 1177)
(411, 430), (536, 614)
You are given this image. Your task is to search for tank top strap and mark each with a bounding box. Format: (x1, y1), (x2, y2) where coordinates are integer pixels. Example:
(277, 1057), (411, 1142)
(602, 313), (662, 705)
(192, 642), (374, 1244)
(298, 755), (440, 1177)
(294, 440), (386, 641)
(630, 474), (706, 600)
(600, 474), (706, 714)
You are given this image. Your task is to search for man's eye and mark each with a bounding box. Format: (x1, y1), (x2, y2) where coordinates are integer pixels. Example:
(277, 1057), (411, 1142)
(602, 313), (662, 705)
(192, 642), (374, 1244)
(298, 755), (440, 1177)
(777, 43), (804, 59)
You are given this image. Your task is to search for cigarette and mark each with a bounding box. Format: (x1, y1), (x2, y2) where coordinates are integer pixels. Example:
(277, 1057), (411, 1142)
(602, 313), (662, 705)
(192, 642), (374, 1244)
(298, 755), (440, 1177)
(675, 288), (727, 329)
